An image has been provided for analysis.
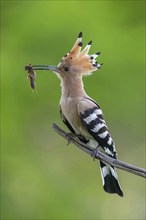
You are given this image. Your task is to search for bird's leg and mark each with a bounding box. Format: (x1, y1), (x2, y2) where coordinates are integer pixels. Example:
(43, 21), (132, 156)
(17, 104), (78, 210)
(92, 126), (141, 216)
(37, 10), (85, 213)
(91, 145), (100, 161)
(65, 132), (87, 145)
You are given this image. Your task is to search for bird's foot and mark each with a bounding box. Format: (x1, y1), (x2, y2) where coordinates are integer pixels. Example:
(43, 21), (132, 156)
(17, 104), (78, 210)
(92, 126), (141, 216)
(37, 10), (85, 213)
(91, 146), (99, 161)
(65, 133), (77, 145)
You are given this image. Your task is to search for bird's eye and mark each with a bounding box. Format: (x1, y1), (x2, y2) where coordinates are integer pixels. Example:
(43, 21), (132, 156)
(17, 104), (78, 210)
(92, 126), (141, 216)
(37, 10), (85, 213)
(64, 67), (69, 71)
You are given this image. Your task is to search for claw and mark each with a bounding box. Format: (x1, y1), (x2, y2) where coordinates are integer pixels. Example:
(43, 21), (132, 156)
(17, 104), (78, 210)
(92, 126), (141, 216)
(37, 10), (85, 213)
(91, 146), (99, 161)
(65, 133), (77, 145)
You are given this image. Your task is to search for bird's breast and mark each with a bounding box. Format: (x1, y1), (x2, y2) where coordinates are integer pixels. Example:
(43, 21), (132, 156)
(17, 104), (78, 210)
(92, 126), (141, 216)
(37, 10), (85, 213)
(60, 96), (79, 125)
(60, 96), (92, 139)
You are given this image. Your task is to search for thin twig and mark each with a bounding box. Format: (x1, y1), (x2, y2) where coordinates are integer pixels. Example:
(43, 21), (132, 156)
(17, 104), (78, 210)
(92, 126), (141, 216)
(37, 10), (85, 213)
(52, 123), (146, 178)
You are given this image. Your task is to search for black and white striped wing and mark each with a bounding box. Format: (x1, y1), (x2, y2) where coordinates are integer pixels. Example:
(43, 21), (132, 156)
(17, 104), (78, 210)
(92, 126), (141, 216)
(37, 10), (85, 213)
(78, 100), (117, 158)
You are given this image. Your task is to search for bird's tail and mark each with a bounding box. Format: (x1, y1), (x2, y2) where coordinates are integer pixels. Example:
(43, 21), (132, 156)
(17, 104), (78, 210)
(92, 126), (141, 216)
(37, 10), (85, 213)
(100, 161), (124, 197)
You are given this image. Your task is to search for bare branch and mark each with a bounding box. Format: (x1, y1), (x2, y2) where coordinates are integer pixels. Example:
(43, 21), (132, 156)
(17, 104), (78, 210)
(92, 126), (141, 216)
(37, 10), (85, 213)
(52, 123), (146, 178)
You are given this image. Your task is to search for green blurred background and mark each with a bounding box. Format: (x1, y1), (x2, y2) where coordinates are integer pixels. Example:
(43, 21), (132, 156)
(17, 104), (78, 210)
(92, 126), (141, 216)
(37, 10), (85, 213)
(1, 0), (145, 219)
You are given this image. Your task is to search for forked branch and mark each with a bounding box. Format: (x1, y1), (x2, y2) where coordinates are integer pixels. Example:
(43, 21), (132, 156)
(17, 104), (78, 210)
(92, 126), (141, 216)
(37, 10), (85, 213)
(52, 123), (146, 178)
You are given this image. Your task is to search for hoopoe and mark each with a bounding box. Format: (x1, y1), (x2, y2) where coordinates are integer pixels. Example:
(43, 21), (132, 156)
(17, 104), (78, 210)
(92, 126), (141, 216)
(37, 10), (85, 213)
(26, 32), (124, 197)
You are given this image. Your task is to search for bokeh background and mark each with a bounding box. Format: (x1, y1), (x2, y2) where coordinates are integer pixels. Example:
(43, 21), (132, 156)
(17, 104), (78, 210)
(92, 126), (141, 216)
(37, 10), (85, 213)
(1, 0), (145, 219)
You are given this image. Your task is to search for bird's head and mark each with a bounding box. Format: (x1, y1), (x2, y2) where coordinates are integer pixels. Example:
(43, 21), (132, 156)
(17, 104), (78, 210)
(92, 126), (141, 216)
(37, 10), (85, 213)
(55, 32), (102, 78)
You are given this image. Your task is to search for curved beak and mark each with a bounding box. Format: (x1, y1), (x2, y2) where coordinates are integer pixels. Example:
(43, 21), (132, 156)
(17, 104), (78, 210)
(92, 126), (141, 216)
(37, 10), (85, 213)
(25, 64), (58, 72)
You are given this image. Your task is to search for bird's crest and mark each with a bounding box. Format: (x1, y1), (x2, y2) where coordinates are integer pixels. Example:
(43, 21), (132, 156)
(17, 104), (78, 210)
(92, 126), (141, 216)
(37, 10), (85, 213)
(57, 32), (102, 76)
